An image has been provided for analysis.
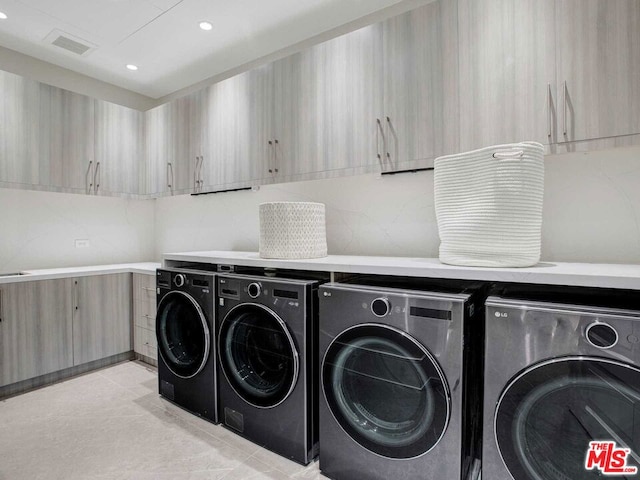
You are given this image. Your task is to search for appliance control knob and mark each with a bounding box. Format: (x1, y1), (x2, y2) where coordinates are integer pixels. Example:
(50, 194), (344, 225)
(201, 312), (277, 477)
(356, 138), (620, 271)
(371, 297), (391, 317)
(586, 322), (618, 349)
(248, 282), (262, 298)
(174, 274), (186, 287)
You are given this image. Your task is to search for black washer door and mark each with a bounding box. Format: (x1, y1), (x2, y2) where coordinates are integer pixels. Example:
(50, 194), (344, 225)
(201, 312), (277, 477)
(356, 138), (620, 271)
(156, 291), (210, 378)
(219, 304), (299, 408)
(322, 324), (450, 459)
(496, 357), (640, 480)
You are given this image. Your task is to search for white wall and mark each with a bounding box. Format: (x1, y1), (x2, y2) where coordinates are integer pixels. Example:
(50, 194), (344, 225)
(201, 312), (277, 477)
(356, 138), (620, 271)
(0, 188), (155, 273)
(155, 146), (640, 265)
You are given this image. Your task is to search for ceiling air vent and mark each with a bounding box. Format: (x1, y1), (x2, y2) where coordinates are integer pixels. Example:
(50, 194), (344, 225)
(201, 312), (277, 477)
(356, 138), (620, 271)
(44, 29), (97, 57)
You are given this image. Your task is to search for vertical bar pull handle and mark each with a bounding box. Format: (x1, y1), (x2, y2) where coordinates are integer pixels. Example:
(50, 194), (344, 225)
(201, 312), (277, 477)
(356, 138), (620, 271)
(86, 160), (94, 193)
(274, 140), (279, 173)
(0, 287), (3, 323)
(268, 141), (273, 173)
(194, 156), (199, 191)
(563, 81), (568, 137)
(167, 162), (173, 190)
(547, 84), (552, 139)
(93, 162), (101, 193)
(376, 119), (382, 161)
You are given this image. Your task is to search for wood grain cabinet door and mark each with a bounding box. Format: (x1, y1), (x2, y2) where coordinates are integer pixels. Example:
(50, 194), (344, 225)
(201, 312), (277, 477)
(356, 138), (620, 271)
(203, 66), (272, 189)
(556, 0), (640, 142)
(72, 274), (132, 366)
(458, 0), (557, 151)
(382, 0), (460, 170)
(273, 23), (383, 179)
(94, 100), (144, 195)
(39, 85), (95, 192)
(0, 279), (73, 387)
(0, 71), (41, 186)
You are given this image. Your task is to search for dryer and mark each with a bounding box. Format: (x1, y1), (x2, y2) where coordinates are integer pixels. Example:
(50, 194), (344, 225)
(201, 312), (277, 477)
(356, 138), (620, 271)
(318, 278), (484, 480)
(216, 273), (320, 465)
(156, 268), (217, 423)
(484, 286), (640, 480)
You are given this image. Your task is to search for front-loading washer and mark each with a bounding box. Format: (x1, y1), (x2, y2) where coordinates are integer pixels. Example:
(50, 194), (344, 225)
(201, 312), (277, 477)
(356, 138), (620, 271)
(318, 277), (485, 480)
(156, 268), (217, 423)
(484, 285), (640, 480)
(216, 273), (320, 465)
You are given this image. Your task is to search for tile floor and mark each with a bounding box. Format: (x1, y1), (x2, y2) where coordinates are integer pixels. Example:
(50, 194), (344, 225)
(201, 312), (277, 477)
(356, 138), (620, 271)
(0, 361), (329, 480)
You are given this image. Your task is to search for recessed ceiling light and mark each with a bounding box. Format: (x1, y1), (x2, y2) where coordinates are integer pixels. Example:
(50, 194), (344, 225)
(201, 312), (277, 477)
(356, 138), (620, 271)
(0, 12), (7, 20)
(199, 21), (213, 31)
(126, 64), (138, 71)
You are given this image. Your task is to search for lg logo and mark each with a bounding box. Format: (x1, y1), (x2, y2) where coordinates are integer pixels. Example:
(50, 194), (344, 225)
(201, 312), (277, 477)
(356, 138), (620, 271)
(495, 311), (509, 318)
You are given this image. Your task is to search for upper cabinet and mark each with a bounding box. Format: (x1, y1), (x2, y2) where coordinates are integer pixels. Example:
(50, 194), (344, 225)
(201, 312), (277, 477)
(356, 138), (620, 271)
(94, 100), (144, 195)
(4, 0), (640, 198)
(144, 96), (195, 196)
(200, 66), (272, 190)
(556, 0), (640, 142)
(0, 71), (41, 186)
(382, 0), (459, 169)
(458, 0), (557, 151)
(39, 85), (95, 192)
(273, 23), (383, 179)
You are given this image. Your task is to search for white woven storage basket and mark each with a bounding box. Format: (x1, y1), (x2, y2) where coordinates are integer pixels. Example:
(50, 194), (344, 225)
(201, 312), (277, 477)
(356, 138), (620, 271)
(434, 142), (544, 267)
(259, 202), (328, 259)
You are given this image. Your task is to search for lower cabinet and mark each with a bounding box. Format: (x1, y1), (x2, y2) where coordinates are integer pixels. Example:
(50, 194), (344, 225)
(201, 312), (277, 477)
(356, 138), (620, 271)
(72, 273), (132, 365)
(132, 273), (157, 362)
(0, 278), (74, 387)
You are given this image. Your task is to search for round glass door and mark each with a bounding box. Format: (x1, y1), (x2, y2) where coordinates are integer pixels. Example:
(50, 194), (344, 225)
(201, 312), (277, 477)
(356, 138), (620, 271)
(219, 304), (299, 408)
(156, 291), (210, 379)
(495, 357), (640, 480)
(322, 324), (450, 459)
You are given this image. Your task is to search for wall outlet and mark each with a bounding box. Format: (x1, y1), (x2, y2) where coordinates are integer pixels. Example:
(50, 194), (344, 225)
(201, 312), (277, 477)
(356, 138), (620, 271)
(75, 239), (91, 249)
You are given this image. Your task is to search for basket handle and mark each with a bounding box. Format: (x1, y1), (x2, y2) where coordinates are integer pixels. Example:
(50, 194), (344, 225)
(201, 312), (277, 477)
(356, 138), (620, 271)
(492, 150), (524, 159)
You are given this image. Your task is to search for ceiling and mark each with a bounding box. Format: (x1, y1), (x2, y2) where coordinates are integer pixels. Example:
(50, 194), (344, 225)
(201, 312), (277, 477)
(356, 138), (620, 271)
(0, 0), (405, 98)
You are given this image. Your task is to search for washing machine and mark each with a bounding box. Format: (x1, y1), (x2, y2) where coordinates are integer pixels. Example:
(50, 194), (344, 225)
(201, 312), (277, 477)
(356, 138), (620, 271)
(318, 277), (485, 480)
(156, 268), (217, 422)
(484, 285), (640, 480)
(216, 273), (320, 465)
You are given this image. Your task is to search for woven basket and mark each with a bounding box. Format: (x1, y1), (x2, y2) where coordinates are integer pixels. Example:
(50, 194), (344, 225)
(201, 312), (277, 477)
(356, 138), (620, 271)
(259, 202), (328, 259)
(434, 142), (544, 267)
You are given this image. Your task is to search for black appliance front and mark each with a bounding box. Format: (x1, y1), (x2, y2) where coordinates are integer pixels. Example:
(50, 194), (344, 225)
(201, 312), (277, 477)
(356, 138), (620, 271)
(322, 323), (450, 460)
(495, 357), (640, 480)
(156, 269), (217, 423)
(219, 303), (299, 409)
(217, 274), (319, 465)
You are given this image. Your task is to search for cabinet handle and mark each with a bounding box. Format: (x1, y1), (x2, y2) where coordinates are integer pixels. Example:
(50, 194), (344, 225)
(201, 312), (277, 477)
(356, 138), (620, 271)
(194, 156), (199, 191)
(376, 118), (384, 163)
(86, 161), (94, 194)
(93, 162), (101, 193)
(268, 141), (273, 173)
(199, 156), (205, 188)
(562, 80), (568, 137)
(274, 140), (279, 173)
(0, 288), (3, 323)
(167, 162), (173, 190)
(547, 83), (553, 139)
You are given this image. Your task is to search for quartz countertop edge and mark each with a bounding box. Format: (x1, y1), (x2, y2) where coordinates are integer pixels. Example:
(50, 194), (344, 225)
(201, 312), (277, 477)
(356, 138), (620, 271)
(163, 251), (640, 291)
(0, 262), (160, 284)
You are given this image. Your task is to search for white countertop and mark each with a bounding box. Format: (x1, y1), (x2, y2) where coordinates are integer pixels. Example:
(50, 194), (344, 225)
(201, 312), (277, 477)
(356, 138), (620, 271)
(0, 262), (160, 284)
(163, 251), (640, 290)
